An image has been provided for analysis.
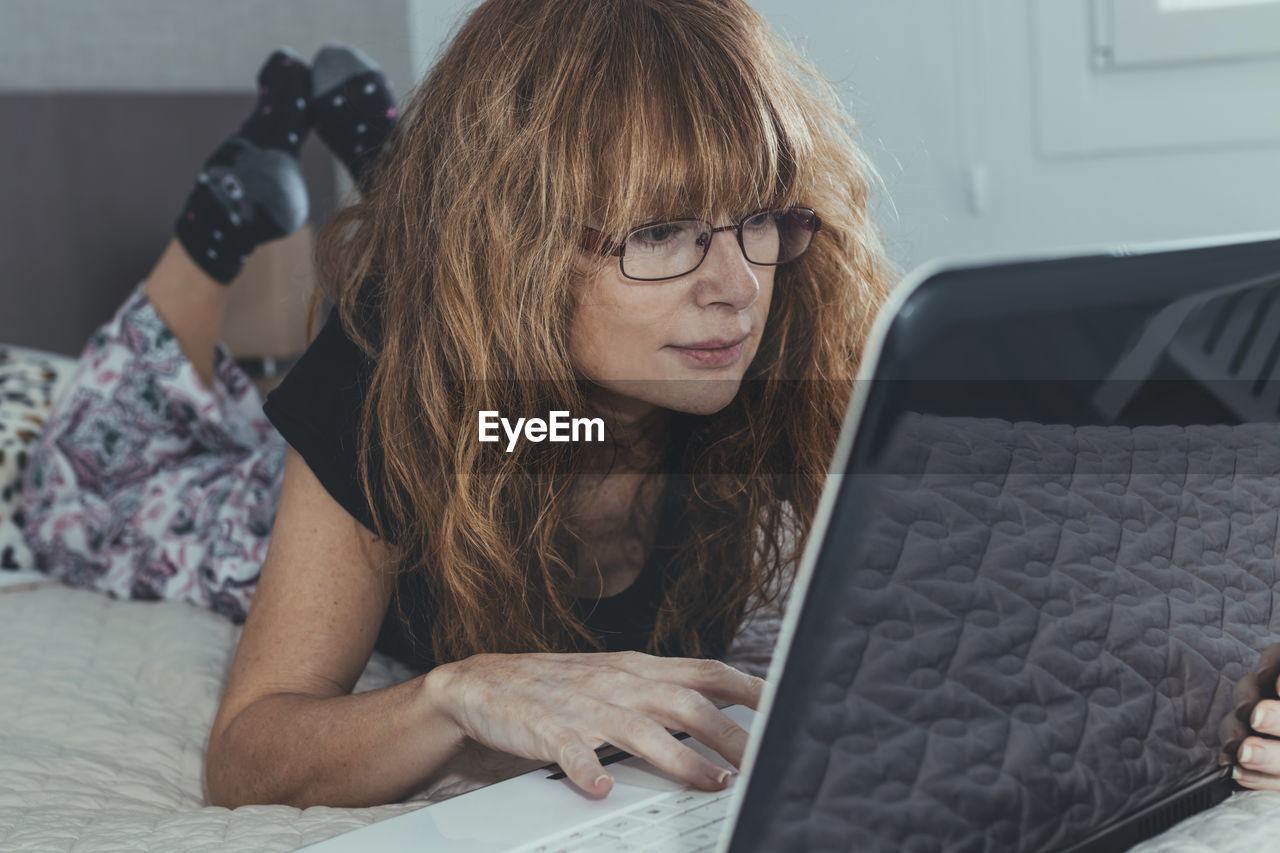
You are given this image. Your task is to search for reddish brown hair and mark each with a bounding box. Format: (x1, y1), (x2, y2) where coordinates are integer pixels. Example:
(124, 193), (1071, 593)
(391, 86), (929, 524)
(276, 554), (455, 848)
(315, 0), (896, 664)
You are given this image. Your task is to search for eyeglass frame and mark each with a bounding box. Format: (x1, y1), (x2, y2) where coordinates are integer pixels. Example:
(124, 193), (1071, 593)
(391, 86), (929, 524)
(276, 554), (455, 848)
(579, 206), (822, 282)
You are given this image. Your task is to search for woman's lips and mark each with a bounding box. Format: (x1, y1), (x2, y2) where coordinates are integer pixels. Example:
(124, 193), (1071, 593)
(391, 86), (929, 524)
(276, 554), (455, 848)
(667, 336), (748, 367)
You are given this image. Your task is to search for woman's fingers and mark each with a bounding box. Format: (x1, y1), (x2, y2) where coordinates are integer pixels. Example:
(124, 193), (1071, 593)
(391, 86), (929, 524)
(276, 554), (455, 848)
(555, 694), (739, 793)
(1234, 700), (1280, 788)
(1238, 735), (1280, 773)
(641, 685), (752, 769)
(1250, 699), (1280, 737)
(1231, 766), (1280, 791)
(1222, 647), (1280, 765)
(550, 730), (614, 796)
(600, 654), (759, 769)
(1235, 733), (1280, 788)
(606, 709), (735, 790)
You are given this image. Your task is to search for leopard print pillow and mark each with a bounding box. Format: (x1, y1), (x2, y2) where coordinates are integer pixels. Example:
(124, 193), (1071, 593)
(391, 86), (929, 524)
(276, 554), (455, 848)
(0, 346), (77, 571)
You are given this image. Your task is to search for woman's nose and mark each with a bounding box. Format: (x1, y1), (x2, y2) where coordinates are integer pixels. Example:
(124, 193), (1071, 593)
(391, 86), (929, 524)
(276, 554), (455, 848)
(692, 229), (759, 310)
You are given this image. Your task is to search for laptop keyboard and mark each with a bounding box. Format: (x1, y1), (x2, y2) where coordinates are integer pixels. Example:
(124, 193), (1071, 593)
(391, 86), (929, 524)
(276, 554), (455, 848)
(519, 786), (736, 852)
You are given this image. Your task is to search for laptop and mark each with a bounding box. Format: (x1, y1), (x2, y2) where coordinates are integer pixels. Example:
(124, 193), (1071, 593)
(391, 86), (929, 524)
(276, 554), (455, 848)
(298, 230), (1280, 852)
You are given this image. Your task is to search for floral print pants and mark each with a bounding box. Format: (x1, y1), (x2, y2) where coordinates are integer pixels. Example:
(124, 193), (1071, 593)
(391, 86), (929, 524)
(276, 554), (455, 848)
(19, 285), (285, 623)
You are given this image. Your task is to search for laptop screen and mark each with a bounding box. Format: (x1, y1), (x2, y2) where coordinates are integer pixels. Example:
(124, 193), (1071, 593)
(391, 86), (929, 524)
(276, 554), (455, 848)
(729, 235), (1280, 852)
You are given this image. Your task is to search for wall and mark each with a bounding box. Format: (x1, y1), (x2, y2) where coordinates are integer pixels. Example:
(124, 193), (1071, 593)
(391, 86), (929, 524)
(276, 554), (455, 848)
(409, 0), (1280, 275)
(0, 0), (416, 94)
(748, 0), (1280, 272)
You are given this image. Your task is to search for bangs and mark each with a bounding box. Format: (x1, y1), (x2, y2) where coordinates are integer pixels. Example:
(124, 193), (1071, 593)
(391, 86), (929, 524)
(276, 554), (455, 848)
(570, 4), (812, 240)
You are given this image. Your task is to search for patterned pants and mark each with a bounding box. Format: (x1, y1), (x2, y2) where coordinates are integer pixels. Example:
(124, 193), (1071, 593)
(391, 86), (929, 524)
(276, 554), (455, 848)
(19, 285), (285, 623)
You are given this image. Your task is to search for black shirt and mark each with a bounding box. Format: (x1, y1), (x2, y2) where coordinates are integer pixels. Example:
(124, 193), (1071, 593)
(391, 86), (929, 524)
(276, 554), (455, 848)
(263, 307), (697, 671)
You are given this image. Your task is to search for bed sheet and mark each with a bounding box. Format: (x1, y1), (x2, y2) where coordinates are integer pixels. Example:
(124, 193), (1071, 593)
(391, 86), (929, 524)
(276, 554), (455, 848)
(1, 583), (428, 852)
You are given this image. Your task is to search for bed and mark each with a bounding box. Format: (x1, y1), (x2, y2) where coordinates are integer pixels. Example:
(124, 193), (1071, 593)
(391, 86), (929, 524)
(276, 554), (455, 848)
(3, 342), (1280, 852)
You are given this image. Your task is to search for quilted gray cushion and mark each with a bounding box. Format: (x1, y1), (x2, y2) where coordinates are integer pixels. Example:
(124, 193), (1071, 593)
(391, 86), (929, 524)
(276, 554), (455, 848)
(750, 413), (1280, 852)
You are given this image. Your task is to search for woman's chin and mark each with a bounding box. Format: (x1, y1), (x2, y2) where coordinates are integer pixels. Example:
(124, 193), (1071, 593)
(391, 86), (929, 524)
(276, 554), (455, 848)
(584, 374), (746, 418)
(648, 379), (745, 416)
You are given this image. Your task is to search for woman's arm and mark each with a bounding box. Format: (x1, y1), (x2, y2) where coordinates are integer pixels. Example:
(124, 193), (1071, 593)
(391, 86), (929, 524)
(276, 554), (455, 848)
(206, 448), (466, 808)
(208, 448), (766, 807)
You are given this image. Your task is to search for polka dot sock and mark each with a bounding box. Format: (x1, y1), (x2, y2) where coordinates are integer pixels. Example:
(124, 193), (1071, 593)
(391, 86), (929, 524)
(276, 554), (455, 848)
(174, 48), (312, 285)
(308, 43), (397, 191)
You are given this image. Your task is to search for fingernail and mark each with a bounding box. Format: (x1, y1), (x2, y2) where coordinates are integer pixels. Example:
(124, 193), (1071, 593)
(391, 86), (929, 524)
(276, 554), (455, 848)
(714, 770), (730, 786)
(1240, 743), (1255, 764)
(1233, 766), (1244, 780)
(595, 774), (612, 789)
(1254, 707), (1269, 729)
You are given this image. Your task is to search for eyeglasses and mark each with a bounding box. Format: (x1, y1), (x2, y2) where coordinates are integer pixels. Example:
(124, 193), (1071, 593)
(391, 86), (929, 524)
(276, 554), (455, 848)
(580, 207), (821, 282)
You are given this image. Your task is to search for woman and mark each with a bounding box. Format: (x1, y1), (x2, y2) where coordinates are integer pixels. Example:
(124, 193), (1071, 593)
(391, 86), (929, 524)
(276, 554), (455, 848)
(23, 0), (893, 808)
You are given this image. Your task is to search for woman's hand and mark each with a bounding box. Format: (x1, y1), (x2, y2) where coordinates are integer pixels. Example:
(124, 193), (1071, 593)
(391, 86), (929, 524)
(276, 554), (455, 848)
(422, 650), (766, 796)
(1222, 643), (1280, 788)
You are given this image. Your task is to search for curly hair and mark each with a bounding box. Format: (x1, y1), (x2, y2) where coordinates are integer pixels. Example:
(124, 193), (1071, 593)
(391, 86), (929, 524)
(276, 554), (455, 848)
(313, 0), (896, 665)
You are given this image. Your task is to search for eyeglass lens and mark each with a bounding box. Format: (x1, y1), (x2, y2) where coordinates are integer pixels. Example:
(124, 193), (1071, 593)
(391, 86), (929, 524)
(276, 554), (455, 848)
(621, 208), (816, 281)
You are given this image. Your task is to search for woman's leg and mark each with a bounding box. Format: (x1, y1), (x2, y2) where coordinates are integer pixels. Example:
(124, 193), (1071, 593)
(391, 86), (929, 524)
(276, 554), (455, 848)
(159, 46), (313, 385)
(148, 41), (396, 387)
(309, 43), (398, 194)
(144, 238), (231, 389)
(17, 49), (314, 621)
(19, 44), (398, 623)
(19, 281), (285, 622)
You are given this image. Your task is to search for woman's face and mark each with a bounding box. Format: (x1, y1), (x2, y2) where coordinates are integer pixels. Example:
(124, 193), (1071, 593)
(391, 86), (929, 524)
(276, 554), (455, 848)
(570, 217), (775, 420)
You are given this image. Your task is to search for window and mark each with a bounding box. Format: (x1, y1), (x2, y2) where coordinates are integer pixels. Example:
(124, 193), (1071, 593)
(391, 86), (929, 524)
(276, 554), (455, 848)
(1098, 0), (1280, 68)
(1032, 0), (1280, 158)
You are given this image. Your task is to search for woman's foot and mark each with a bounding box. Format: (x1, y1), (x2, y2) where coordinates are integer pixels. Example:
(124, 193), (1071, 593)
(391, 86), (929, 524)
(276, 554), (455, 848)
(308, 43), (397, 190)
(174, 48), (313, 284)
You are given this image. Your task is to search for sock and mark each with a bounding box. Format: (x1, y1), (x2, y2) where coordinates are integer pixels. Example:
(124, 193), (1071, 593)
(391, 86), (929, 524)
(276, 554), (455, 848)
(174, 48), (312, 284)
(308, 43), (397, 191)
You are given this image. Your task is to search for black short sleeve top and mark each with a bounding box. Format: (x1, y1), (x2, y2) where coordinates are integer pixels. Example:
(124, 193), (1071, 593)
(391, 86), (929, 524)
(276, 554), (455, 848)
(263, 307), (717, 671)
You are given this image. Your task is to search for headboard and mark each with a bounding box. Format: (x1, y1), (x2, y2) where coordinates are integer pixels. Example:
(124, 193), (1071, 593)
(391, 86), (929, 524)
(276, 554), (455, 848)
(0, 92), (338, 357)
